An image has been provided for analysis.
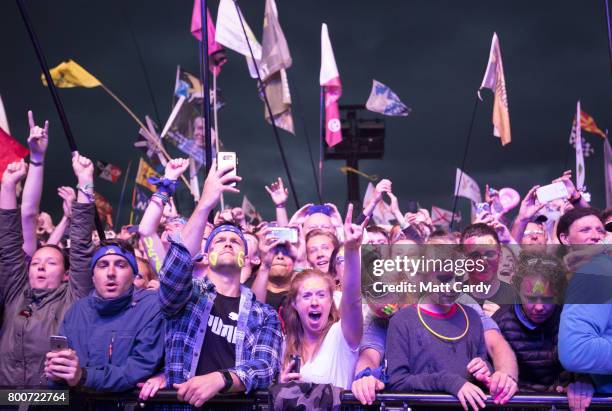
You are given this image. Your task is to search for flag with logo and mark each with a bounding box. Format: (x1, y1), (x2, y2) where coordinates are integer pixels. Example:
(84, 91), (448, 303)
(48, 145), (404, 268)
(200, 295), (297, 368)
(363, 182), (395, 225)
(320, 23), (342, 147)
(479, 33), (511, 146)
(575, 101), (586, 190)
(41, 60), (101, 88)
(191, 0), (227, 75)
(242, 195), (262, 223)
(365, 80), (411, 117)
(431, 206), (461, 229)
(259, 0), (294, 134)
(455, 168), (482, 203)
(0, 127), (29, 177)
(96, 161), (122, 183)
(605, 137), (612, 208)
(133, 187), (150, 212)
(135, 158), (160, 192)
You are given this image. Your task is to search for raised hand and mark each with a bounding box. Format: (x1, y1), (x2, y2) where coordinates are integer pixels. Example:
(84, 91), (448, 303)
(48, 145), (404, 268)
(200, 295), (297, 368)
(516, 185), (545, 221)
(58, 186), (76, 218)
(374, 179), (392, 201)
(1, 160), (28, 186)
(164, 158), (189, 181)
(265, 177), (288, 206)
(553, 170), (580, 201)
(71, 153), (94, 185)
(200, 159), (241, 211)
(27, 110), (49, 162)
(344, 203), (369, 250)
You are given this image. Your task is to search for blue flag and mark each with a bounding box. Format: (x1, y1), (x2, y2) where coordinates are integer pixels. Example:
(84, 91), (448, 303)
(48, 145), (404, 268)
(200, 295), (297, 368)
(365, 80), (411, 117)
(134, 187), (150, 212)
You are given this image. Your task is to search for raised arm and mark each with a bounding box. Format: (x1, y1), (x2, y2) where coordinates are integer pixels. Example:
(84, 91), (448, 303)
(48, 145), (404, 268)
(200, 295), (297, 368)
(68, 154), (96, 299)
(47, 187), (75, 246)
(21, 111), (49, 256)
(181, 159), (240, 256)
(0, 161), (29, 301)
(357, 179), (391, 225)
(510, 186), (544, 243)
(139, 159), (188, 237)
(265, 177), (289, 226)
(340, 203), (367, 349)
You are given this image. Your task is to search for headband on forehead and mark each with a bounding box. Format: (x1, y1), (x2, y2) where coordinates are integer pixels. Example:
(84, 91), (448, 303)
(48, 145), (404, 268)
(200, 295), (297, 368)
(306, 204), (332, 216)
(90, 245), (138, 275)
(204, 224), (248, 254)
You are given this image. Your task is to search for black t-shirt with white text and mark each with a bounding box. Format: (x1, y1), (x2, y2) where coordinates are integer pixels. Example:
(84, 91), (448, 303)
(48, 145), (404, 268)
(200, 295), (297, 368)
(196, 293), (240, 376)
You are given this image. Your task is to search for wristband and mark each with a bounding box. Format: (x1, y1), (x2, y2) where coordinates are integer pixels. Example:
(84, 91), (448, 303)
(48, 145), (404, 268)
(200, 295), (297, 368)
(219, 370), (233, 393)
(29, 160), (43, 166)
(76, 184), (95, 202)
(148, 176), (178, 196)
(153, 192), (170, 205)
(276, 203), (286, 208)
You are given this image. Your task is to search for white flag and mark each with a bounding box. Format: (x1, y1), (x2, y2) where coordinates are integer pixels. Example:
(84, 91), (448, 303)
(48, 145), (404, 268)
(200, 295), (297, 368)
(575, 101), (585, 191)
(363, 182), (395, 225)
(241, 195), (261, 223)
(605, 137), (612, 208)
(455, 168), (482, 204)
(431, 206), (461, 229)
(0, 93), (10, 134)
(216, 0), (262, 78)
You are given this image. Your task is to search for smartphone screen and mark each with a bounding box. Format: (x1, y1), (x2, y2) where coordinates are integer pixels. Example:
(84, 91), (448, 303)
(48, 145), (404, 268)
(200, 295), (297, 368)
(536, 182), (569, 204)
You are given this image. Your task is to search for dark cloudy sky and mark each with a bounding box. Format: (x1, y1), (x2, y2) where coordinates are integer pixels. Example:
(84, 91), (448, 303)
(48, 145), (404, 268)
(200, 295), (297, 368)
(1, 0), (610, 227)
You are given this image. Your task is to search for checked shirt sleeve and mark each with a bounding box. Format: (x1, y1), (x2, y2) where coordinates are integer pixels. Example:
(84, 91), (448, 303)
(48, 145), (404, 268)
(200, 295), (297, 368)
(158, 240), (195, 317)
(230, 308), (283, 392)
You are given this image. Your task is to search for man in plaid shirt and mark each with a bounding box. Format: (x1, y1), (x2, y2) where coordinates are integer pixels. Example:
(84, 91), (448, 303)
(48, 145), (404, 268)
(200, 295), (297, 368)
(147, 160), (282, 408)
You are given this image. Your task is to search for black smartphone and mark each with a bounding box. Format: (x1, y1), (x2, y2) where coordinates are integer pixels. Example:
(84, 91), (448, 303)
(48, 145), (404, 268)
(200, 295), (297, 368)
(290, 355), (301, 373)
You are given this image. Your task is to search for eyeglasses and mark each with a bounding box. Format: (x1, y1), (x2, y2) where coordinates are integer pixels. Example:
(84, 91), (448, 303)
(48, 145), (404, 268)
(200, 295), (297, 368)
(335, 256), (345, 265)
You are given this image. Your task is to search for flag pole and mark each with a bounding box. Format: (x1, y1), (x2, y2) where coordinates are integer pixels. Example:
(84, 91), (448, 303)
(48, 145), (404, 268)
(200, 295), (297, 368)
(286, 71), (322, 203)
(450, 95), (480, 231)
(213, 73), (225, 210)
(199, 0), (214, 192)
(606, 0), (612, 75)
(319, 86), (325, 202)
(16, 0), (106, 240)
(114, 160), (133, 231)
(233, 0), (300, 209)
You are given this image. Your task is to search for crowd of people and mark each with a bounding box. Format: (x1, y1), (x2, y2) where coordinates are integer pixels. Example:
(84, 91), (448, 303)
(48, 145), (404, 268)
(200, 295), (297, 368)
(0, 113), (611, 411)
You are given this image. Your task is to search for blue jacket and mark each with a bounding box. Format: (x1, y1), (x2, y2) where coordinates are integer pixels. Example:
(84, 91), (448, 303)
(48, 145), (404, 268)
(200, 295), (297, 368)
(559, 254), (612, 393)
(59, 287), (165, 392)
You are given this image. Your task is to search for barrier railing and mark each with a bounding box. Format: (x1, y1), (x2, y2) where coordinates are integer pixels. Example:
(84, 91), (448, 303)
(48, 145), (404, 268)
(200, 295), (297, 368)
(78, 389), (612, 410)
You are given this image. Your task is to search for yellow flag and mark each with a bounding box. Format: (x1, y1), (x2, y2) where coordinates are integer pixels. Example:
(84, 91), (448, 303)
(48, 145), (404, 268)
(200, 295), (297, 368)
(135, 159), (159, 192)
(41, 60), (101, 88)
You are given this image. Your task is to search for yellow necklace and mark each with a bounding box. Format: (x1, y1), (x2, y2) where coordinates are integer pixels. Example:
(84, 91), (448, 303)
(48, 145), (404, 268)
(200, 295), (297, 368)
(416, 299), (469, 342)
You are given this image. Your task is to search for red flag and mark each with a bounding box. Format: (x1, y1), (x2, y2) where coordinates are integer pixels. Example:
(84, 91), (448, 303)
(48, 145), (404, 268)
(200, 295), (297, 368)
(0, 128), (29, 177)
(191, 0), (227, 75)
(320, 24), (342, 147)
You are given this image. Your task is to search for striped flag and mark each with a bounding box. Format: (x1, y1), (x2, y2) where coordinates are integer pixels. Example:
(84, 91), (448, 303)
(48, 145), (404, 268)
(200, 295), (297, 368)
(575, 101), (586, 191)
(320, 23), (343, 147)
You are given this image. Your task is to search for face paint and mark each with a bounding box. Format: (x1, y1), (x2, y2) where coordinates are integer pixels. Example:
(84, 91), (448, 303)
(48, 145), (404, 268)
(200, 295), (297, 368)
(531, 279), (546, 295)
(236, 251), (245, 268)
(208, 252), (218, 267)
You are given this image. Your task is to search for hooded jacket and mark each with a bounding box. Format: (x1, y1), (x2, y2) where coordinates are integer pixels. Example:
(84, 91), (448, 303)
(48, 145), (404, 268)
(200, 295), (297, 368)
(0, 203), (95, 387)
(59, 286), (164, 392)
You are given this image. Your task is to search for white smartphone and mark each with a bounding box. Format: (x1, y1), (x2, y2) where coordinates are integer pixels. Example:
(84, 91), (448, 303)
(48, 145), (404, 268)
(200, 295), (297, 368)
(536, 182), (569, 204)
(267, 227), (299, 243)
(50, 335), (68, 351)
(217, 152), (237, 187)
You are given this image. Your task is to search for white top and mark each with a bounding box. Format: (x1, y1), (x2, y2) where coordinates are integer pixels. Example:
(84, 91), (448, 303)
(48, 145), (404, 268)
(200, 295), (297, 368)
(299, 321), (359, 390)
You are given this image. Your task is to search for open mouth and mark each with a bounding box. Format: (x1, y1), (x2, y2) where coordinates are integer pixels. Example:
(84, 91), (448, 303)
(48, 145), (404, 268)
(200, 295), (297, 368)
(499, 270), (512, 277)
(308, 311), (322, 321)
(316, 260), (328, 268)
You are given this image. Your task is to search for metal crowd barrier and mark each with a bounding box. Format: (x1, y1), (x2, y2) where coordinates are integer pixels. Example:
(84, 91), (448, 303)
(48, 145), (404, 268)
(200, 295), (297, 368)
(78, 389), (612, 410)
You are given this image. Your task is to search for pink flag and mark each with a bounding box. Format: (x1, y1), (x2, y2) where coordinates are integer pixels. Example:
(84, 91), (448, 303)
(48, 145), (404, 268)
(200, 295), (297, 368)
(191, 0), (227, 75)
(320, 23), (342, 147)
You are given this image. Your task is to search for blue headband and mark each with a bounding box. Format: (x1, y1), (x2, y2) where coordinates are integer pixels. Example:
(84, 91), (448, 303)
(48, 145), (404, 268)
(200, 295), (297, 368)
(306, 204), (333, 216)
(204, 224), (248, 255)
(90, 245), (139, 275)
